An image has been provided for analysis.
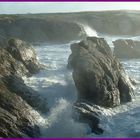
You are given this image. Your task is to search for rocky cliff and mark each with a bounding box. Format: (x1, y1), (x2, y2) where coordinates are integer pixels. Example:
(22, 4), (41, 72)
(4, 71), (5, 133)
(0, 17), (83, 44)
(0, 39), (48, 137)
(0, 11), (140, 44)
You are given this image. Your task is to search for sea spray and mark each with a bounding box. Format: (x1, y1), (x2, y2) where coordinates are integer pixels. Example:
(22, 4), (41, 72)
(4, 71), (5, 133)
(24, 43), (89, 137)
(23, 39), (140, 138)
(78, 23), (98, 38)
(40, 98), (89, 138)
(83, 25), (98, 37)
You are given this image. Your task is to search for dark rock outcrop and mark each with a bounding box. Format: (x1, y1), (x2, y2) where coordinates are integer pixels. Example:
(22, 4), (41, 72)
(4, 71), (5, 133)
(68, 37), (134, 135)
(68, 37), (133, 107)
(0, 47), (30, 77)
(113, 39), (140, 59)
(7, 38), (43, 74)
(3, 75), (48, 114)
(0, 41), (48, 137)
(74, 102), (104, 135)
(0, 80), (40, 138)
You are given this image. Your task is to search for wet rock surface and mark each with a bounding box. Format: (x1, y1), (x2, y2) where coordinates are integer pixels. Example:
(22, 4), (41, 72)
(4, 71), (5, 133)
(68, 37), (133, 107)
(0, 39), (48, 137)
(0, 47), (29, 77)
(113, 39), (140, 59)
(7, 38), (43, 74)
(74, 102), (104, 135)
(68, 37), (134, 134)
(0, 80), (40, 138)
(3, 75), (49, 114)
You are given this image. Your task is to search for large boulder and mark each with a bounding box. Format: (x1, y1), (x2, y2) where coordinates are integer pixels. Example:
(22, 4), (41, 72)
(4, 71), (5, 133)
(113, 39), (140, 59)
(6, 38), (43, 74)
(68, 37), (134, 108)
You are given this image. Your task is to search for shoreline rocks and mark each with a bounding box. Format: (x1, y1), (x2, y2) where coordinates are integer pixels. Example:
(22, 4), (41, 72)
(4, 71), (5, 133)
(7, 38), (44, 74)
(0, 39), (48, 137)
(113, 39), (140, 59)
(68, 37), (134, 134)
(68, 37), (134, 107)
(74, 102), (104, 135)
(0, 80), (41, 138)
(1, 11), (140, 44)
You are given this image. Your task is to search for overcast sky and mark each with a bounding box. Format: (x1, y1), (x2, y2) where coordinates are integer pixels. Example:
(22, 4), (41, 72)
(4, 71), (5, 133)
(0, 2), (140, 14)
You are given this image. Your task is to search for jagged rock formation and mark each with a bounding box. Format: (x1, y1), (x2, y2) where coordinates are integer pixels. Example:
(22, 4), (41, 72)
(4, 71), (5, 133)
(68, 37), (134, 134)
(0, 39), (48, 138)
(68, 37), (133, 107)
(0, 80), (41, 138)
(113, 39), (140, 59)
(7, 38), (44, 74)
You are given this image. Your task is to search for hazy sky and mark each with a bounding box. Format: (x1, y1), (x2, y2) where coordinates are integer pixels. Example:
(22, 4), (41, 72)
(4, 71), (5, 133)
(0, 2), (140, 14)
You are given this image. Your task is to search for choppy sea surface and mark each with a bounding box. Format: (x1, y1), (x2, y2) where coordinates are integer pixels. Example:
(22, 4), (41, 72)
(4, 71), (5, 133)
(23, 27), (140, 137)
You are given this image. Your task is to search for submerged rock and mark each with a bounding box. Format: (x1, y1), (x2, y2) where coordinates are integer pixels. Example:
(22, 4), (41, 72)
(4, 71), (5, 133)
(68, 37), (133, 108)
(7, 38), (43, 74)
(74, 102), (104, 135)
(113, 39), (140, 59)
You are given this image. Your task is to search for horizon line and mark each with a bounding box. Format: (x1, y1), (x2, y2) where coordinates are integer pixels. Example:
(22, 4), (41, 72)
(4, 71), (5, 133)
(0, 9), (140, 15)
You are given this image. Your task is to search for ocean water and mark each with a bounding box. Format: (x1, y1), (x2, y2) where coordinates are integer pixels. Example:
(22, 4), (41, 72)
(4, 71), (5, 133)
(23, 43), (90, 138)
(23, 26), (140, 138)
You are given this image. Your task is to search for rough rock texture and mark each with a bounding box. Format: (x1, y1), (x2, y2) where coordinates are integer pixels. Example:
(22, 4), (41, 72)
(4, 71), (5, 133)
(0, 47), (29, 77)
(69, 37), (134, 134)
(0, 43), (48, 137)
(113, 39), (140, 59)
(0, 80), (40, 138)
(7, 38), (43, 74)
(74, 102), (104, 135)
(3, 75), (48, 114)
(68, 37), (134, 108)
